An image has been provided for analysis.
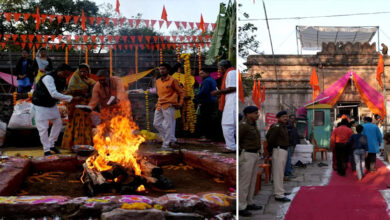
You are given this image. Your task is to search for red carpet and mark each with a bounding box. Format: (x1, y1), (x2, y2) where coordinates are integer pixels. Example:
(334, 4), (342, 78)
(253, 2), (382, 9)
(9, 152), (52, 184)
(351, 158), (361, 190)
(284, 159), (390, 220)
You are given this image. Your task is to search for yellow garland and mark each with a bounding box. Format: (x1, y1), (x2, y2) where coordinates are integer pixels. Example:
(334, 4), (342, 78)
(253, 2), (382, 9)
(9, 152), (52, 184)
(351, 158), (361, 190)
(144, 90), (150, 131)
(33, 46), (36, 60)
(121, 202), (152, 210)
(180, 53), (196, 133)
(176, 46), (180, 63)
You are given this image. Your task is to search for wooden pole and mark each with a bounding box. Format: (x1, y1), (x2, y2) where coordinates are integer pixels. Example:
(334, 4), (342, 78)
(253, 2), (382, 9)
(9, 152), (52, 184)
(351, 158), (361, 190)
(65, 46), (68, 64)
(262, 0), (281, 110)
(85, 48), (88, 64)
(109, 47), (113, 77)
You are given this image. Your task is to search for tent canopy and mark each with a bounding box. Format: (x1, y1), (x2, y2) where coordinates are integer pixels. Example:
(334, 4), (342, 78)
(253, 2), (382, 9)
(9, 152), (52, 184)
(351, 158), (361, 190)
(297, 26), (378, 50)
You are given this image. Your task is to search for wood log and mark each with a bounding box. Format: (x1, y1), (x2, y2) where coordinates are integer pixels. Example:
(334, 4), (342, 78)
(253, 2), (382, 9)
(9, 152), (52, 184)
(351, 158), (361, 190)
(83, 163), (106, 185)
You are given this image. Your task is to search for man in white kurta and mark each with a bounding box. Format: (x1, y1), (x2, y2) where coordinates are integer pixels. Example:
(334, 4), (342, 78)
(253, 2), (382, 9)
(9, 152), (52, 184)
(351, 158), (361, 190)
(32, 64), (73, 156)
(212, 60), (237, 152)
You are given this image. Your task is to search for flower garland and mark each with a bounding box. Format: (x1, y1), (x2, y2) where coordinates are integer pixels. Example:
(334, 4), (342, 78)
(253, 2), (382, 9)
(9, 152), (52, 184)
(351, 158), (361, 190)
(144, 90), (150, 131)
(180, 53), (196, 133)
(176, 46), (181, 63)
(159, 48), (163, 64)
(198, 45), (202, 72)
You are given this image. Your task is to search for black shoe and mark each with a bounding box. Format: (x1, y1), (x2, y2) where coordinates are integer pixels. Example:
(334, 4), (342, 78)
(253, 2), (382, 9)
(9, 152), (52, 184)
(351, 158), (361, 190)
(275, 197), (291, 202)
(239, 210), (252, 217)
(284, 192), (291, 196)
(50, 147), (61, 154)
(44, 151), (53, 156)
(246, 204), (263, 210)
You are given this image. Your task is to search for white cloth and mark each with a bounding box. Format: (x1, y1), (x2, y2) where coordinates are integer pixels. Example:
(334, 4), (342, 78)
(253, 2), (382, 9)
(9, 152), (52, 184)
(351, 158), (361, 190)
(33, 75), (72, 152)
(222, 69), (237, 150)
(36, 57), (49, 70)
(36, 118), (62, 152)
(153, 106), (176, 147)
(239, 151), (259, 210)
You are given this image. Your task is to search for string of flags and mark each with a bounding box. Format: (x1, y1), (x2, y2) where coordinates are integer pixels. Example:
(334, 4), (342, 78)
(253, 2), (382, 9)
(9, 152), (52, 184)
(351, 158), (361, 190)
(0, 8), (217, 31)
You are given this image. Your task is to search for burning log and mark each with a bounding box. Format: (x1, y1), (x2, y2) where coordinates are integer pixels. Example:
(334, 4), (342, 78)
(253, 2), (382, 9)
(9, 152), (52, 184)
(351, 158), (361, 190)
(81, 158), (173, 196)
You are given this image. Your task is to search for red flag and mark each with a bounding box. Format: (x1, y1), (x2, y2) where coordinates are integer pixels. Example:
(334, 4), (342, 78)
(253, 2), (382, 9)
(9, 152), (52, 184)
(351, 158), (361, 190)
(23, 13), (31, 22)
(112, 18), (118, 26)
(89, 16), (95, 25)
(35, 7), (40, 31)
(73, 15), (80, 24)
(238, 71), (245, 103)
(145, 36), (151, 43)
(104, 17), (110, 26)
(115, 0), (120, 14)
(377, 54), (384, 90)
(120, 18), (126, 26)
(161, 5), (168, 22)
(49, 14), (55, 23)
(57, 15), (63, 24)
(91, 35), (97, 43)
(159, 20), (164, 29)
(96, 17), (102, 25)
(21, 35), (27, 42)
(65, 15), (71, 24)
(81, 10), (86, 31)
(150, 20), (157, 28)
(310, 68), (320, 101)
(199, 14), (205, 33)
(14, 13), (21, 21)
(121, 36), (128, 43)
(4, 13), (11, 22)
(189, 22), (194, 30)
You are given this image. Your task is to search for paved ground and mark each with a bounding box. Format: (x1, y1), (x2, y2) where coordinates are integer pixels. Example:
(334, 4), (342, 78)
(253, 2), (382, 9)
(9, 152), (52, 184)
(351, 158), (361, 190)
(240, 153), (333, 220)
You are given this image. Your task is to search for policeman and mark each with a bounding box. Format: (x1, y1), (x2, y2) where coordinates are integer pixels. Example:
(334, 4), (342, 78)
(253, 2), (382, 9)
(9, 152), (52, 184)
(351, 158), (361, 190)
(266, 110), (291, 202)
(238, 106), (263, 217)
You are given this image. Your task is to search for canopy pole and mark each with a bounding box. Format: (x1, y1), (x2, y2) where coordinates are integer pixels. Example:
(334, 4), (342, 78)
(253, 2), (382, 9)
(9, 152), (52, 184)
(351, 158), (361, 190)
(263, 0), (281, 110)
(296, 26), (299, 55)
(378, 26), (380, 52)
(384, 62), (387, 133)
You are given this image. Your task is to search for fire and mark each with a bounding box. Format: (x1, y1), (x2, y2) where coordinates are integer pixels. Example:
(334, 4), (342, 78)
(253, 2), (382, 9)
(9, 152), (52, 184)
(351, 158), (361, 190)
(136, 185), (145, 192)
(86, 100), (145, 176)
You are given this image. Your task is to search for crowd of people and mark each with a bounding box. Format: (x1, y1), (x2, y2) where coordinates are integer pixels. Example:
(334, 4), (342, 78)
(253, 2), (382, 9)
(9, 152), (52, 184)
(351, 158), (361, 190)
(13, 49), (238, 156)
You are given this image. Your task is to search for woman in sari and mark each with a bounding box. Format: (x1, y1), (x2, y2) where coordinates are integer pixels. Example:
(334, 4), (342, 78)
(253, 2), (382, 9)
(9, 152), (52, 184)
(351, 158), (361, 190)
(33, 48), (53, 84)
(61, 63), (96, 150)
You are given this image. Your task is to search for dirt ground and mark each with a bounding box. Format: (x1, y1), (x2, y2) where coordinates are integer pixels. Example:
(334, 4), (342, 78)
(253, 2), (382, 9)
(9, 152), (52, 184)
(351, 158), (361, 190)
(18, 166), (230, 197)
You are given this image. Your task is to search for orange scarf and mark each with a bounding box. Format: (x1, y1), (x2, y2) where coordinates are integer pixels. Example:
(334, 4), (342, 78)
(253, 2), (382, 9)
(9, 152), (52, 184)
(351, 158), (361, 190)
(218, 67), (235, 111)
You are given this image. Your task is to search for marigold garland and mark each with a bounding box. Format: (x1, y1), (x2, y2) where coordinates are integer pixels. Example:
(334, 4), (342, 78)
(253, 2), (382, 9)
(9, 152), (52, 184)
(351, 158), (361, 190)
(159, 48), (163, 64)
(180, 53), (196, 133)
(176, 46), (180, 63)
(135, 46), (138, 73)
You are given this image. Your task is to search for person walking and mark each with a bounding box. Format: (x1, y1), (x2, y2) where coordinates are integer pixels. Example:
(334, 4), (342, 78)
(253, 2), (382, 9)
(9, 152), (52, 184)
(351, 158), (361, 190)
(32, 64), (74, 156)
(266, 110), (291, 202)
(153, 63), (184, 148)
(330, 119), (353, 176)
(347, 125), (368, 180)
(238, 106), (263, 217)
(362, 116), (383, 172)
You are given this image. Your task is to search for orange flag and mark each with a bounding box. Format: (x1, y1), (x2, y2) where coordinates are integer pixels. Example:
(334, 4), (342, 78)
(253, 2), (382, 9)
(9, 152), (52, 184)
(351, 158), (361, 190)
(257, 80), (262, 104)
(199, 14), (205, 33)
(310, 67), (320, 101)
(377, 54), (384, 90)
(35, 7), (40, 31)
(115, 0), (120, 14)
(252, 80), (259, 107)
(81, 10), (86, 31)
(161, 5), (168, 22)
(238, 71), (245, 103)
(261, 85), (266, 103)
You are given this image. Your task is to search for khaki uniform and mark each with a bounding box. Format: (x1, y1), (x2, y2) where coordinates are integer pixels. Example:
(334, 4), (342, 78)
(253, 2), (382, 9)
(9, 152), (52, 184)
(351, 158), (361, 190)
(266, 122), (289, 199)
(239, 118), (261, 210)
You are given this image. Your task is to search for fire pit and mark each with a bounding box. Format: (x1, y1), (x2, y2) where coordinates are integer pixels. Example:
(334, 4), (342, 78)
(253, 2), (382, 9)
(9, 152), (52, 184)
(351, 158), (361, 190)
(0, 101), (236, 218)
